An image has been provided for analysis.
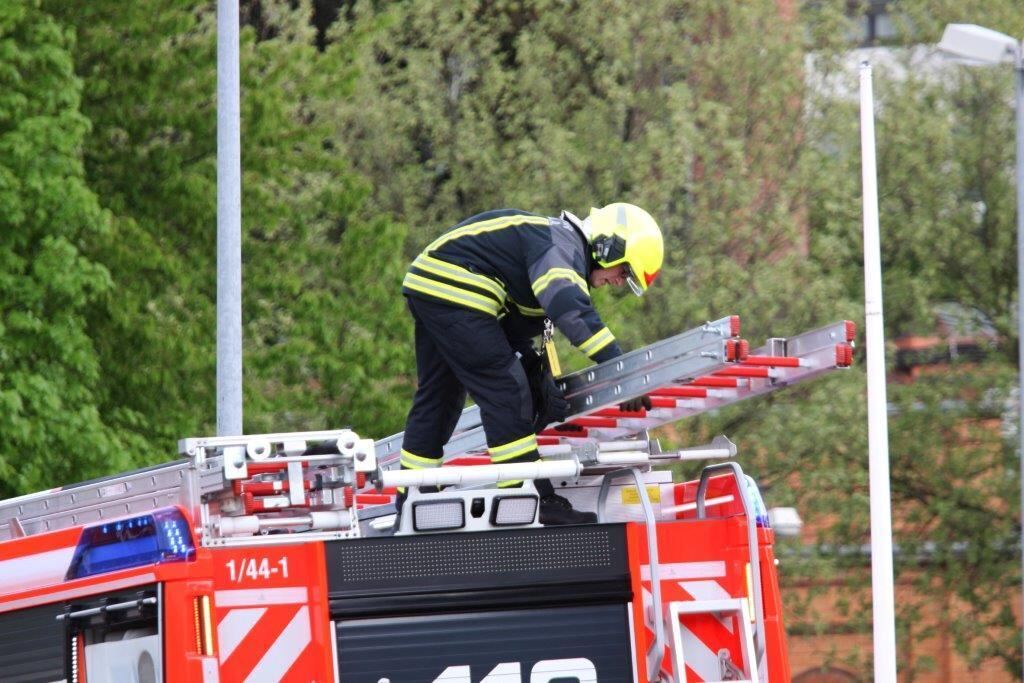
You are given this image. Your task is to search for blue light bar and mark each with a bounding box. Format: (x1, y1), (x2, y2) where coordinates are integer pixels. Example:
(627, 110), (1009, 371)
(65, 507), (196, 580)
(743, 475), (771, 529)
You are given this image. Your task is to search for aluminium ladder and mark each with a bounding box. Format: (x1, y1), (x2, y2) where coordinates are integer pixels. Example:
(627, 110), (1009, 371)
(374, 316), (855, 467)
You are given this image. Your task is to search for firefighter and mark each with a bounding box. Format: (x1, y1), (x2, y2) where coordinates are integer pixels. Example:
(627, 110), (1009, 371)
(399, 203), (664, 525)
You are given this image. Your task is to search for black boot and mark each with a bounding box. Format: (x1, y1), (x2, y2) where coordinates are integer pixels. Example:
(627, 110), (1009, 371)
(539, 493), (597, 526)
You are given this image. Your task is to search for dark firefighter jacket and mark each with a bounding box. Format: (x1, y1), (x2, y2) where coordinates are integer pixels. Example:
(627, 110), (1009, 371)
(402, 209), (623, 363)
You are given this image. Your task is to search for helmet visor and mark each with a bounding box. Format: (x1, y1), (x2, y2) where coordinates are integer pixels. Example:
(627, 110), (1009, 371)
(624, 264), (645, 297)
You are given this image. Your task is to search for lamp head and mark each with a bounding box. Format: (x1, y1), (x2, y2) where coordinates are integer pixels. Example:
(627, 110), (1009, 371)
(938, 24), (1020, 65)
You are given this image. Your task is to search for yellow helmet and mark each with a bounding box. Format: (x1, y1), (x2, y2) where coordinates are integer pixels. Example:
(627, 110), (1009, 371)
(585, 203), (664, 296)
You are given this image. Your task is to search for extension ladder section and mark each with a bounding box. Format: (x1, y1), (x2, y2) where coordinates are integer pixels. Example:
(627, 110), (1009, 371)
(365, 317), (854, 508)
(544, 318), (855, 444)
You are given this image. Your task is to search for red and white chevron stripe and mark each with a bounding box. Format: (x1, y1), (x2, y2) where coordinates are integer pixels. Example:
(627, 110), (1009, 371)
(215, 587), (315, 682)
(641, 561), (751, 683)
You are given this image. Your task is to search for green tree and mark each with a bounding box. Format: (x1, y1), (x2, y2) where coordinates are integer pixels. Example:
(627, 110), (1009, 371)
(0, 0), (132, 496)
(46, 0), (415, 463)
(331, 0), (850, 353)
(787, 1), (1024, 676)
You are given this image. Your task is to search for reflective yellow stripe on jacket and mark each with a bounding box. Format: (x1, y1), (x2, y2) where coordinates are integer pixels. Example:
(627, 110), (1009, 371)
(578, 326), (615, 358)
(403, 253), (507, 316)
(427, 214), (549, 252)
(531, 267), (588, 298)
(509, 299), (546, 317)
(414, 254), (506, 300)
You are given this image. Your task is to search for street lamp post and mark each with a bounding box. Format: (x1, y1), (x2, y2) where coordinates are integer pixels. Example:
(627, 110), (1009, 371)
(217, 0), (243, 437)
(938, 23), (1024, 678)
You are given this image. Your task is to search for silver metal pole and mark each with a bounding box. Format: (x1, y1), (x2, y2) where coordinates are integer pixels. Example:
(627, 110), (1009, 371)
(1015, 49), (1024, 683)
(859, 61), (898, 681)
(217, 0), (243, 436)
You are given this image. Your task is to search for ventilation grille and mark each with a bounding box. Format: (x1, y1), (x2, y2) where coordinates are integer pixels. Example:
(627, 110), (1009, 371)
(327, 525), (627, 593)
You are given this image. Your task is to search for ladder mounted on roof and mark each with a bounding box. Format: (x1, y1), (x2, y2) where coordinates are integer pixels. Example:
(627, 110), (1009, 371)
(375, 316), (855, 465)
(0, 316), (854, 544)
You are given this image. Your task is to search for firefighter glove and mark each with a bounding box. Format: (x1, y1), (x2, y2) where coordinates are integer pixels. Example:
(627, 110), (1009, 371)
(534, 371), (570, 432)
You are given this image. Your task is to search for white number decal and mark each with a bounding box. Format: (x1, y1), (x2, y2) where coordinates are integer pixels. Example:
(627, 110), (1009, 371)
(224, 556), (291, 583)
(430, 659), (596, 683)
(531, 658), (597, 682)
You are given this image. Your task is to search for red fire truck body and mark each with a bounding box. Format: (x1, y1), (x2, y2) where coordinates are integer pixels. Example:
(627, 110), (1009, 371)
(0, 476), (784, 682)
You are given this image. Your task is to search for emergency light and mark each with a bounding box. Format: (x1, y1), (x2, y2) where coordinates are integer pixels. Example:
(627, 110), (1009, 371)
(65, 507), (196, 580)
(491, 495), (539, 526)
(412, 499), (465, 531)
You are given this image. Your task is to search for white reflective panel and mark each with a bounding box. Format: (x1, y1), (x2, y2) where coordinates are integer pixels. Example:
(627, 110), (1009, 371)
(493, 496), (538, 526)
(413, 500), (465, 531)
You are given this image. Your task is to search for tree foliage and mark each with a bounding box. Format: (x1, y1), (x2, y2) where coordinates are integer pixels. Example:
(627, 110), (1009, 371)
(0, 0), (131, 496)
(331, 0), (849, 353)
(44, 0), (415, 464)
(789, 1), (1024, 676)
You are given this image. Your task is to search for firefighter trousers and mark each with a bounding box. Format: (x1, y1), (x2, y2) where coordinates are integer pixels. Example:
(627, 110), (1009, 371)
(400, 296), (553, 495)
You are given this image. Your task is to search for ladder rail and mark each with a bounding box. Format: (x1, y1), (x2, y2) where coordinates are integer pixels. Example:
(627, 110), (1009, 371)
(0, 460), (201, 542)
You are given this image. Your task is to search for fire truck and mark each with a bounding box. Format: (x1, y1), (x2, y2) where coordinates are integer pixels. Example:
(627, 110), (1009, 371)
(0, 316), (854, 683)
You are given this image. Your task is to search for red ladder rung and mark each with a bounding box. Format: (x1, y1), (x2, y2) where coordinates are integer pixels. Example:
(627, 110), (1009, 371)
(649, 397), (677, 408)
(540, 426), (591, 437)
(691, 376), (740, 388)
(652, 387), (708, 398)
(593, 408), (645, 418)
(744, 355), (801, 367)
(592, 397), (675, 416)
(447, 455), (491, 466)
(569, 417), (620, 428)
(714, 366), (770, 378)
